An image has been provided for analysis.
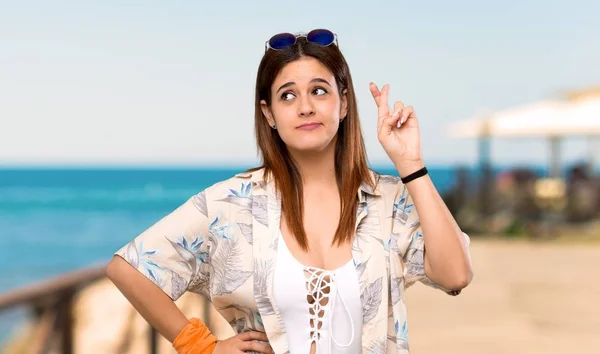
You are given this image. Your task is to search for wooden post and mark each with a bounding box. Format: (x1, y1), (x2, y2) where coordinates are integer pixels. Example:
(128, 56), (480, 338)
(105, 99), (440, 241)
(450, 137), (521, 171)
(30, 307), (59, 354)
(150, 326), (159, 354)
(57, 289), (75, 354)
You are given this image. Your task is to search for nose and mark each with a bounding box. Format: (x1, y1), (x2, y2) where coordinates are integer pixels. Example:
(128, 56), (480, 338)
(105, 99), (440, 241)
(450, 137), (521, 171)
(298, 95), (315, 117)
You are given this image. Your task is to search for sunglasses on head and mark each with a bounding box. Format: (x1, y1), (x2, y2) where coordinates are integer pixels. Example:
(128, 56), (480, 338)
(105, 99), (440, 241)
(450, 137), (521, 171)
(265, 29), (338, 52)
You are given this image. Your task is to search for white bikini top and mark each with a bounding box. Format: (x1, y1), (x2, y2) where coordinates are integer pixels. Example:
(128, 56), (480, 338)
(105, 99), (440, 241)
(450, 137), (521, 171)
(273, 231), (362, 354)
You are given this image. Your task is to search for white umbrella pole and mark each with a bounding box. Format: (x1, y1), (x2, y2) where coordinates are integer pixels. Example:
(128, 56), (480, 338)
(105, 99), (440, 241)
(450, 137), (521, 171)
(478, 121), (493, 217)
(588, 135), (598, 173)
(549, 136), (561, 177)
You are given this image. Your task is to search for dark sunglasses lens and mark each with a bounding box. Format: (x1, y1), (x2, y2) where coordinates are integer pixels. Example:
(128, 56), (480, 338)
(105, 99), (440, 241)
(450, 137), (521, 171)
(306, 29), (335, 46)
(269, 33), (296, 50)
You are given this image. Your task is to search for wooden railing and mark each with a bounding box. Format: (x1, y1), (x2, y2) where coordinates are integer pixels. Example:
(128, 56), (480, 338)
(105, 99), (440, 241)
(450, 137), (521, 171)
(0, 264), (160, 354)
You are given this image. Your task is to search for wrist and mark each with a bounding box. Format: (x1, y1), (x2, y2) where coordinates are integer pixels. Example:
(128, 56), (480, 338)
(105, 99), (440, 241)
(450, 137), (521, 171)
(394, 160), (425, 178)
(172, 318), (217, 354)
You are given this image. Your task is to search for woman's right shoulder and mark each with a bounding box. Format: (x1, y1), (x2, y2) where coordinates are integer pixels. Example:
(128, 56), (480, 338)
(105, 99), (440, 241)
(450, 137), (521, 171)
(191, 167), (266, 211)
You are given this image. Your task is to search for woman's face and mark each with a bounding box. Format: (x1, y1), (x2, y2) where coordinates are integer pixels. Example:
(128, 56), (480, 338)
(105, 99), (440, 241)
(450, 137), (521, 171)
(261, 56), (347, 154)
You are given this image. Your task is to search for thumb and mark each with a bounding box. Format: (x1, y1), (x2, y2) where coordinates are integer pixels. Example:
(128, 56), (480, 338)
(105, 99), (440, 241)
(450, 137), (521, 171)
(380, 111), (400, 136)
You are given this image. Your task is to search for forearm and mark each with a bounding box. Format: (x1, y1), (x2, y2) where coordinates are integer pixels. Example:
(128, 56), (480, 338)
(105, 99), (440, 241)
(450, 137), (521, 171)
(398, 163), (472, 290)
(106, 255), (191, 342)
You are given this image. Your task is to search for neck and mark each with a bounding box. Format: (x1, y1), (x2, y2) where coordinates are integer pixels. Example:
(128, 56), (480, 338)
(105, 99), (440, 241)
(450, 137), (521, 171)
(289, 142), (337, 188)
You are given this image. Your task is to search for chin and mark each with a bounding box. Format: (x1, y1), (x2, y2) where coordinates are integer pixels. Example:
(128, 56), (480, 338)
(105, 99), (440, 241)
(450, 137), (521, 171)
(287, 137), (335, 154)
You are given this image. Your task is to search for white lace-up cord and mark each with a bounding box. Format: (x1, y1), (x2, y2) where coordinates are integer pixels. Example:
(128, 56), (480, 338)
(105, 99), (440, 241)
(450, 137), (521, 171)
(304, 267), (355, 353)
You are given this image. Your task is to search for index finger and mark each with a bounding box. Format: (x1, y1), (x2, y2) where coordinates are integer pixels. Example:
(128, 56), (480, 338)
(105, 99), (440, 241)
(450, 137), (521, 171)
(377, 84), (390, 118)
(239, 330), (269, 342)
(369, 82), (381, 105)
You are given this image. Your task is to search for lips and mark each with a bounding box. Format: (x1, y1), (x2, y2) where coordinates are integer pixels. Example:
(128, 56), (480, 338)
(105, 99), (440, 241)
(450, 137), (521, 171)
(297, 122), (322, 130)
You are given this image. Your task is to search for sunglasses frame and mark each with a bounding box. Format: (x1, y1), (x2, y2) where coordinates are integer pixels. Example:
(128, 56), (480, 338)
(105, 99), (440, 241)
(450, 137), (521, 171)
(264, 29), (339, 52)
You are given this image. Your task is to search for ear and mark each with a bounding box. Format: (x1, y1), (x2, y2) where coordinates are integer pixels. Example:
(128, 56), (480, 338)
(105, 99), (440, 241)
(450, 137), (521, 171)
(340, 88), (348, 120)
(260, 99), (275, 128)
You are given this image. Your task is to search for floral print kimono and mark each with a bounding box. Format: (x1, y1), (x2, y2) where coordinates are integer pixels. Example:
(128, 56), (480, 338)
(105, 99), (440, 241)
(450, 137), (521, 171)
(115, 168), (470, 353)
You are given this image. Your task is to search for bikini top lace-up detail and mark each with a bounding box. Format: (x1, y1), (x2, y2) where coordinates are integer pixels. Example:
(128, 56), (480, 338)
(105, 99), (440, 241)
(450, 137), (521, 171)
(273, 231), (363, 354)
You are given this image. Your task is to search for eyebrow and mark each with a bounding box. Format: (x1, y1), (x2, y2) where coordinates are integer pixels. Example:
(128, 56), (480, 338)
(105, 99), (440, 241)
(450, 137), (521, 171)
(276, 78), (331, 94)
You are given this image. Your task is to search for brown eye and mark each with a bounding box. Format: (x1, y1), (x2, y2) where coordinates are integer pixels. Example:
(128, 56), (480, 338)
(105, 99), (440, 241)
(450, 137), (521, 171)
(313, 87), (327, 96)
(281, 92), (296, 101)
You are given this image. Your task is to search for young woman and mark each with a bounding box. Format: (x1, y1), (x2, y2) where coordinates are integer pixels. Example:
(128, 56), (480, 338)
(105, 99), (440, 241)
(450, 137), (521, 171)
(106, 29), (473, 354)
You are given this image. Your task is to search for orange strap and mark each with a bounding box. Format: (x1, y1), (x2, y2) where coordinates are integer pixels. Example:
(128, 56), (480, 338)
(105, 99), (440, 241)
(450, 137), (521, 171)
(172, 318), (218, 354)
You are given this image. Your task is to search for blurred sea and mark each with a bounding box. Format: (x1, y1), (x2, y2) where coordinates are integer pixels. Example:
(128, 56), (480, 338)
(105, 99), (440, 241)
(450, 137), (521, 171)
(0, 165), (489, 344)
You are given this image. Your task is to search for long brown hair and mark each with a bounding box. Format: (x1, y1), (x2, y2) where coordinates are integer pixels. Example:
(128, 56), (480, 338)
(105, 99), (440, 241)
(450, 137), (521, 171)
(251, 36), (374, 250)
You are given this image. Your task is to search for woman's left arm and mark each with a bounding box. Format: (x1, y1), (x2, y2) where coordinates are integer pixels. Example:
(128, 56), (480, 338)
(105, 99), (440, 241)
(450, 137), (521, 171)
(369, 82), (473, 291)
(398, 161), (473, 291)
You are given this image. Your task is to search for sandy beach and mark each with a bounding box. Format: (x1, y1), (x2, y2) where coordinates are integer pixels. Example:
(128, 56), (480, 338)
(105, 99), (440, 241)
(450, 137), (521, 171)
(3, 238), (599, 354)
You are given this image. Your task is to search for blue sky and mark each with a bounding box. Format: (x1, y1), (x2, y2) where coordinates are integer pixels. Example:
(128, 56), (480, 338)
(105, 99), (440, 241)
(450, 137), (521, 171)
(1, 0), (598, 167)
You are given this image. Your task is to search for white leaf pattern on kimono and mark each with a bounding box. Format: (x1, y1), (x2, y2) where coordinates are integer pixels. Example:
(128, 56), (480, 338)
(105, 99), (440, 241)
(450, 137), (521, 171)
(146, 267), (166, 290)
(390, 277), (403, 306)
(356, 205), (379, 247)
(393, 187), (414, 225)
(361, 277), (383, 324)
(167, 237), (198, 275)
(396, 320), (409, 350)
(218, 196), (253, 209)
(229, 317), (247, 332)
(192, 191), (208, 216)
(251, 195), (268, 226)
(211, 238), (252, 296)
(188, 269), (210, 298)
(378, 174), (401, 185)
(219, 303), (261, 330)
(218, 182), (253, 209)
(124, 241), (139, 269)
(356, 196), (379, 245)
(389, 233), (402, 254)
(366, 338), (387, 354)
(354, 257), (370, 279)
(237, 222), (253, 245)
(171, 270), (188, 299)
(254, 259), (275, 316)
(209, 215), (234, 240)
(406, 249), (425, 280)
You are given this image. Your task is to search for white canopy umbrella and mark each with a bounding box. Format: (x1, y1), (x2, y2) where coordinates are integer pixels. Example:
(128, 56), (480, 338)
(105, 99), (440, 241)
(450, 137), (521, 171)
(447, 97), (600, 177)
(448, 98), (600, 139)
(565, 98), (600, 170)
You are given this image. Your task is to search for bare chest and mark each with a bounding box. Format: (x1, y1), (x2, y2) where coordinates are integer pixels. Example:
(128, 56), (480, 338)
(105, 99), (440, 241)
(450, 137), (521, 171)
(280, 194), (352, 270)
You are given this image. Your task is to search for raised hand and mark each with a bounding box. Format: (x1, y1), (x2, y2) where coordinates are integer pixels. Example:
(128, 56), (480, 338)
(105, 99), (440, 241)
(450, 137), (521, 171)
(369, 82), (424, 175)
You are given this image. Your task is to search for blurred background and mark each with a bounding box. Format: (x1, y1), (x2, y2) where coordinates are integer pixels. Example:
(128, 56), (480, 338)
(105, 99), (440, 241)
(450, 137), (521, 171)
(0, 1), (599, 353)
